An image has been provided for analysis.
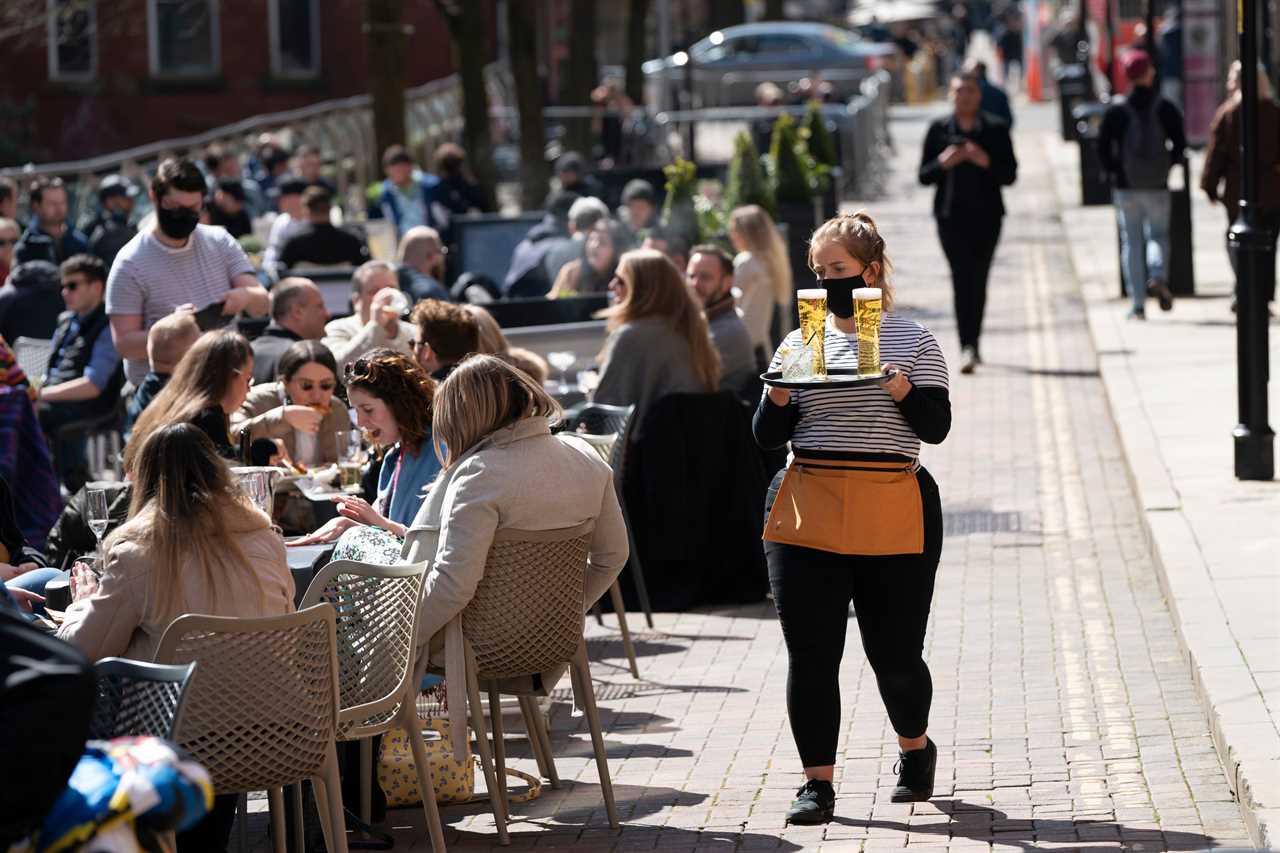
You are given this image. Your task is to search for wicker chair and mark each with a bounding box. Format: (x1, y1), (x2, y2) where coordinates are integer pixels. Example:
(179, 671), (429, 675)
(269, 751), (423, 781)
(154, 604), (350, 853)
(300, 559), (446, 853)
(88, 657), (196, 741)
(561, 403), (654, 629)
(444, 522), (620, 843)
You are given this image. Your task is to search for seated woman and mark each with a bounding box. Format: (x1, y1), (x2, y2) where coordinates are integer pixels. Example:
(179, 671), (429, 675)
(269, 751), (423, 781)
(401, 355), (628, 738)
(462, 303), (549, 383)
(231, 340), (350, 471)
(57, 422), (294, 662)
(549, 222), (620, 297)
(593, 249), (721, 433)
(292, 349), (438, 563)
(124, 329), (255, 472)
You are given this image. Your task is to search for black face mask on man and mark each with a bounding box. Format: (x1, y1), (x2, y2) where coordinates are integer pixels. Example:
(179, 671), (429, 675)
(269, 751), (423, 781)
(156, 205), (200, 240)
(819, 273), (869, 319)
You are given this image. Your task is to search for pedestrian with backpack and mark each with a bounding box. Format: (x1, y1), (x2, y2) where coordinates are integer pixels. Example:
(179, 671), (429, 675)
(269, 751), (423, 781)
(1098, 49), (1186, 319)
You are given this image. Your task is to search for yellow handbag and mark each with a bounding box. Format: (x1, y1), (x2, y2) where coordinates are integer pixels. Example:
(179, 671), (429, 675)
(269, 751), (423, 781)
(378, 717), (475, 806)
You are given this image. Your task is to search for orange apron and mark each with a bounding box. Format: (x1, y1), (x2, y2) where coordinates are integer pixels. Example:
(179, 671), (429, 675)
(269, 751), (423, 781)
(762, 456), (925, 556)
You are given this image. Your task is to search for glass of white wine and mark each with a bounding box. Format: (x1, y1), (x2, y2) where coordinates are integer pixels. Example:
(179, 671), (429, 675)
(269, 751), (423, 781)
(547, 351), (576, 394)
(335, 430), (364, 492)
(86, 487), (109, 564)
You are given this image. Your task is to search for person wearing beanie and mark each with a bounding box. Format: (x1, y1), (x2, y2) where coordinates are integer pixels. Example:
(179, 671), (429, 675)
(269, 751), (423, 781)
(1098, 49), (1186, 319)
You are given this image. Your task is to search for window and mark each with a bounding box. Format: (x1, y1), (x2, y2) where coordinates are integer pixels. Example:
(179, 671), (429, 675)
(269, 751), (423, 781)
(754, 35), (813, 56)
(269, 0), (320, 77)
(148, 0), (221, 77)
(47, 0), (97, 82)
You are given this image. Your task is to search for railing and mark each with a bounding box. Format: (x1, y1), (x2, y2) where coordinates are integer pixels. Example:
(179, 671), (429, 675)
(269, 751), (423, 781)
(646, 70), (892, 198)
(0, 62), (515, 224)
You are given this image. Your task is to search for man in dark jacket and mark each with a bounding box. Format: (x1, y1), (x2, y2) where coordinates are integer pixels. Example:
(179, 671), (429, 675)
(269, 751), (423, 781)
(0, 260), (65, 342)
(13, 178), (88, 266)
(503, 191), (580, 298)
(919, 70), (1018, 374)
(250, 277), (328, 384)
(1098, 50), (1184, 318)
(84, 176), (138, 270)
(35, 255), (123, 492)
(279, 187), (370, 270)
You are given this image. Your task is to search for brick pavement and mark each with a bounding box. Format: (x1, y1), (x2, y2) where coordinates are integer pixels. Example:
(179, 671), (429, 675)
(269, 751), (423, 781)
(251, 104), (1253, 851)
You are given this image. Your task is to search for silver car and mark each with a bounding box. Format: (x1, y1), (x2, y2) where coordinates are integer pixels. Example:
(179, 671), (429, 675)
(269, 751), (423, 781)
(643, 21), (899, 108)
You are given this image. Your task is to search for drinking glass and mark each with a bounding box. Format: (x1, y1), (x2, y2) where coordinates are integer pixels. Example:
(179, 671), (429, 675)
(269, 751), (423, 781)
(335, 430), (364, 492)
(576, 369), (600, 400)
(547, 351), (576, 394)
(237, 471), (272, 516)
(86, 487), (109, 564)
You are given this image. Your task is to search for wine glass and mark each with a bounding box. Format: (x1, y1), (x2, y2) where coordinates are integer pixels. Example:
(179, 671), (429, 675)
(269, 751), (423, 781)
(237, 471), (272, 516)
(547, 351), (576, 394)
(335, 430), (365, 493)
(86, 487), (109, 564)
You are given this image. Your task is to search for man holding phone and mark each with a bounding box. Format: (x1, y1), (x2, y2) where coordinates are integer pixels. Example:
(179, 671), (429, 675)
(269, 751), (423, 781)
(106, 157), (269, 387)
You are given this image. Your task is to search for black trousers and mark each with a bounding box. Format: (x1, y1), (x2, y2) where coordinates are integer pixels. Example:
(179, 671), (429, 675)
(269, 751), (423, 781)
(765, 465), (943, 768)
(937, 216), (1003, 352)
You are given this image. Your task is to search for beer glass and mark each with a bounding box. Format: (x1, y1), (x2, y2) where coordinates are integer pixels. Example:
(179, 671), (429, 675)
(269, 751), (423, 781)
(335, 430), (363, 491)
(853, 287), (883, 375)
(796, 288), (828, 377)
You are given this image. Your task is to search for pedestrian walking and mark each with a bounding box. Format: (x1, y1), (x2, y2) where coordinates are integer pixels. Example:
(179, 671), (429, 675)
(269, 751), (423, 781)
(919, 70), (1017, 374)
(754, 212), (952, 825)
(1098, 49), (1185, 319)
(1200, 61), (1280, 313)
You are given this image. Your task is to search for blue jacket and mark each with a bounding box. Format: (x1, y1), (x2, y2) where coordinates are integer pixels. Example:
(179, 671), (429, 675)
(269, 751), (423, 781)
(377, 440), (442, 527)
(15, 222), (89, 265)
(378, 175), (445, 238)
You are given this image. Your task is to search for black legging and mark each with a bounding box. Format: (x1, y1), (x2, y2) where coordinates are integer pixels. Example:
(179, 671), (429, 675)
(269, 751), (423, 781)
(765, 464), (943, 768)
(937, 216), (1003, 352)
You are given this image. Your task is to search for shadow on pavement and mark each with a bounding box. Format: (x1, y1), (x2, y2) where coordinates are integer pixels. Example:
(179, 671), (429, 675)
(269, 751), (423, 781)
(833, 799), (1218, 851)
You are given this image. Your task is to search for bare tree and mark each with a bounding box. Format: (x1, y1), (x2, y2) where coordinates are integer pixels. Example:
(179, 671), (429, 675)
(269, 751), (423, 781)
(561, 0), (599, 158)
(433, 0), (497, 210)
(366, 0), (407, 176)
(625, 0), (652, 106)
(508, 0), (550, 210)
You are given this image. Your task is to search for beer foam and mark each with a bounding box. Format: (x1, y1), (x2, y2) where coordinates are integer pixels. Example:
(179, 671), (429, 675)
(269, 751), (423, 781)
(796, 288), (826, 300)
(852, 287), (882, 300)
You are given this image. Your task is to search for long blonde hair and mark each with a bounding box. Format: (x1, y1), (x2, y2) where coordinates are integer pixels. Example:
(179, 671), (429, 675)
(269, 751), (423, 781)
(599, 249), (721, 392)
(107, 423), (267, 625)
(432, 354), (562, 468)
(806, 211), (897, 311)
(729, 205), (792, 305)
(125, 329), (251, 474)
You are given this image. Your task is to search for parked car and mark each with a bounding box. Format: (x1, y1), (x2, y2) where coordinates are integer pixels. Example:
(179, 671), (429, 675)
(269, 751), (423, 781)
(643, 21), (898, 108)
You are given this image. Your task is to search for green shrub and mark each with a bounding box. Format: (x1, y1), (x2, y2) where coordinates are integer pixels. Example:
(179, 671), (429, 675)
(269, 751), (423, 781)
(660, 158), (700, 246)
(769, 113), (812, 205)
(723, 131), (774, 215)
(803, 100), (839, 168)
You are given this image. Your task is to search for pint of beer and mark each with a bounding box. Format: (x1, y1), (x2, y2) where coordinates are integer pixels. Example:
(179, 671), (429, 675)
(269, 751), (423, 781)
(852, 287), (883, 375)
(796, 289), (828, 376)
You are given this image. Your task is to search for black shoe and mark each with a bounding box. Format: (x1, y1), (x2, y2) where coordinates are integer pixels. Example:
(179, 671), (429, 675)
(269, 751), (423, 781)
(1148, 278), (1174, 312)
(890, 738), (937, 803)
(960, 346), (977, 375)
(785, 779), (835, 825)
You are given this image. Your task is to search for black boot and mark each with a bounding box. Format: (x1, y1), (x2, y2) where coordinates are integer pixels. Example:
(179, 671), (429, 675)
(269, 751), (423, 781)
(890, 738), (937, 803)
(785, 778), (835, 825)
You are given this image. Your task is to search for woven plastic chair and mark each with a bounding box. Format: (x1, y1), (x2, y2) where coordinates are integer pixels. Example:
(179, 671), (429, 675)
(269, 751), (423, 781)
(562, 403), (654, 629)
(449, 522), (620, 842)
(88, 658), (196, 741)
(154, 604), (350, 853)
(300, 559), (445, 853)
(13, 337), (53, 382)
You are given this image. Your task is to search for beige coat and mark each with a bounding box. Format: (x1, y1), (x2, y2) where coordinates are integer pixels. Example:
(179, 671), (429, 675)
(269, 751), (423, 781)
(231, 382), (353, 466)
(57, 509), (295, 662)
(401, 416), (629, 755)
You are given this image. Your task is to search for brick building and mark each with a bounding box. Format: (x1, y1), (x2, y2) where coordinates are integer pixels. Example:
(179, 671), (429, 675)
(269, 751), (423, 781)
(0, 0), (482, 166)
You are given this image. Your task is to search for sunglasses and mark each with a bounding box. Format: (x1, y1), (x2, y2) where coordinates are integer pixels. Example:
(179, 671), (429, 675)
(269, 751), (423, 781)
(61, 278), (90, 292)
(0, 239), (13, 248)
(345, 357), (372, 380)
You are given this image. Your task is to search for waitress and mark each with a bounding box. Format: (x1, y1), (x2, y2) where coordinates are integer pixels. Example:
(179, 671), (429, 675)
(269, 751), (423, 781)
(754, 212), (952, 825)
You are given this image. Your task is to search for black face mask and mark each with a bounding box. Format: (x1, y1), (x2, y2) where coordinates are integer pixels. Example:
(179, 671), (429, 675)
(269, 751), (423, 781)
(156, 205), (200, 240)
(820, 274), (867, 319)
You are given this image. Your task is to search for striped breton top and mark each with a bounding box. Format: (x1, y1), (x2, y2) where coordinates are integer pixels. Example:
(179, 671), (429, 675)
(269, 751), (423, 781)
(767, 312), (950, 458)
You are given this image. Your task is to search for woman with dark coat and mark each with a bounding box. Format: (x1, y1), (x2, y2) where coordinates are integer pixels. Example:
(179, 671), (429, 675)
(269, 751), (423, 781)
(919, 70), (1017, 374)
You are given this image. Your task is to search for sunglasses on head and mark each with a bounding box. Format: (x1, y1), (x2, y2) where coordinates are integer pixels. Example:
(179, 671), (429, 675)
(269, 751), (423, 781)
(345, 357), (372, 380)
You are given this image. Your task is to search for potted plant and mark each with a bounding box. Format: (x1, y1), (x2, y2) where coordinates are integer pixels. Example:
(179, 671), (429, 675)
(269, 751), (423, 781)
(769, 112), (822, 294)
(660, 158), (701, 249)
(802, 100), (840, 220)
(723, 131), (775, 216)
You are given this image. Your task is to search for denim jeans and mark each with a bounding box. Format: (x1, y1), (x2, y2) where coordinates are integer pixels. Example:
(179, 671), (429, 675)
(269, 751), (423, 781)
(7, 567), (67, 617)
(1114, 188), (1171, 314)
